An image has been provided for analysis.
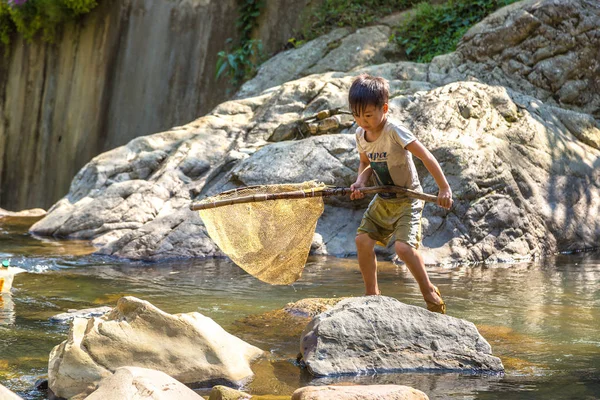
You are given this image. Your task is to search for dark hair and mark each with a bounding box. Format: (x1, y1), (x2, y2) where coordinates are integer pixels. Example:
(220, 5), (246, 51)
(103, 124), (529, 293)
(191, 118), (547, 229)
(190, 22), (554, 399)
(348, 74), (389, 116)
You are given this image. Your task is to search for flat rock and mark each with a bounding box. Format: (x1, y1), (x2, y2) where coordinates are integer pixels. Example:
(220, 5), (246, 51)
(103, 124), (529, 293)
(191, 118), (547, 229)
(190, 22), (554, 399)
(300, 296), (504, 376)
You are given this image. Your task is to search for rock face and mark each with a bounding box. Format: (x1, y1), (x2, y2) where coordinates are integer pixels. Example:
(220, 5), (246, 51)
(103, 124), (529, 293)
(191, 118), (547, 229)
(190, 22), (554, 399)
(455, 0), (600, 119)
(48, 296), (263, 399)
(30, 0), (600, 265)
(85, 366), (202, 400)
(0, 0), (314, 211)
(300, 296), (504, 376)
(291, 385), (429, 400)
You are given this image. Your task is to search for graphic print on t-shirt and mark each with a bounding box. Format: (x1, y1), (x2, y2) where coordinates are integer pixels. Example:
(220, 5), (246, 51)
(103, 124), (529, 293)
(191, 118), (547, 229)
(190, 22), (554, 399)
(370, 161), (395, 199)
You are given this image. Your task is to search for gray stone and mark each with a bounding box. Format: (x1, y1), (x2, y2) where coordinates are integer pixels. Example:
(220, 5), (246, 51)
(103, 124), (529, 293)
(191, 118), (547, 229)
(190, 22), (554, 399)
(456, 0), (600, 117)
(300, 296), (504, 376)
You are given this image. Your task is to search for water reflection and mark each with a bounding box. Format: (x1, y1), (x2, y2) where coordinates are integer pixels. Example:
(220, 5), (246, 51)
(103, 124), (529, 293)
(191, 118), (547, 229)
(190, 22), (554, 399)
(0, 293), (15, 325)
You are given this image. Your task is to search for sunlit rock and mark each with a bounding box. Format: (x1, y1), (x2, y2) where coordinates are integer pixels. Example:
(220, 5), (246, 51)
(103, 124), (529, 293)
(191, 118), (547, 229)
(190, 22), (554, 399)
(292, 385), (429, 400)
(0, 383), (22, 400)
(84, 366), (202, 400)
(300, 296), (504, 376)
(48, 296), (264, 399)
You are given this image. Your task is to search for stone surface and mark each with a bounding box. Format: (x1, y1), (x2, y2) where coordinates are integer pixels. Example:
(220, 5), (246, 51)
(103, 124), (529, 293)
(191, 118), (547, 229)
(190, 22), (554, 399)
(300, 296), (504, 376)
(48, 296), (264, 399)
(84, 366), (202, 400)
(49, 306), (112, 324)
(455, 0), (600, 118)
(0, 0), (317, 211)
(0, 383), (23, 400)
(291, 385), (429, 400)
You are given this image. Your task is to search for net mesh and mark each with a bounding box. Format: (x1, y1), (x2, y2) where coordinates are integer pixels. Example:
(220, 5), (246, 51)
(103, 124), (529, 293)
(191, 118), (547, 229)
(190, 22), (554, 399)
(197, 181), (327, 285)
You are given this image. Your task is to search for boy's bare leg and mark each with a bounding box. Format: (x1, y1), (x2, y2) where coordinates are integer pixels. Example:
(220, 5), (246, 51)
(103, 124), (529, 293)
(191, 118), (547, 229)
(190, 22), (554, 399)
(394, 241), (443, 305)
(355, 233), (380, 295)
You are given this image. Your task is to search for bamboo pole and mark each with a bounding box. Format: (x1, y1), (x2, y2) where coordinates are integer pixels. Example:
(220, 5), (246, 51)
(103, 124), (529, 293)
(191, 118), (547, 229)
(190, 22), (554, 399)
(190, 186), (439, 211)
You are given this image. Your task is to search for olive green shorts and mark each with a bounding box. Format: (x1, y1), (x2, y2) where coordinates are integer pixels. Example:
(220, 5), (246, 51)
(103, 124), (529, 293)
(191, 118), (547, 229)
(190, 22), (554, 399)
(357, 195), (423, 248)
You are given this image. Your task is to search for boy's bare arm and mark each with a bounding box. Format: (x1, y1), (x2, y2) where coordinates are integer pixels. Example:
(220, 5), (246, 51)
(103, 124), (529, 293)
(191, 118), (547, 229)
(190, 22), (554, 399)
(405, 140), (453, 209)
(350, 152), (372, 200)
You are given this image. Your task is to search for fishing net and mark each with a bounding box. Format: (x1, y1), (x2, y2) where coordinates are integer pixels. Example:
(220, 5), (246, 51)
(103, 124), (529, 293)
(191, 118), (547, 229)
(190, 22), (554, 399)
(196, 181), (328, 285)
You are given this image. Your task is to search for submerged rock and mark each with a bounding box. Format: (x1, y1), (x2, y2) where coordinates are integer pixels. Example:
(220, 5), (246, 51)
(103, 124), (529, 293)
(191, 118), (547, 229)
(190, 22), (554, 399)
(49, 306), (112, 324)
(85, 366), (202, 400)
(300, 296), (503, 377)
(48, 296), (264, 399)
(208, 385), (251, 400)
(291, 385), (429, 400)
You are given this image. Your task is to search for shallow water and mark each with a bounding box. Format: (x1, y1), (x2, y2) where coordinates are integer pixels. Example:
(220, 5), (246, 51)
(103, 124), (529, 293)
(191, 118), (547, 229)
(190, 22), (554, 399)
(1, 216), (599, 399)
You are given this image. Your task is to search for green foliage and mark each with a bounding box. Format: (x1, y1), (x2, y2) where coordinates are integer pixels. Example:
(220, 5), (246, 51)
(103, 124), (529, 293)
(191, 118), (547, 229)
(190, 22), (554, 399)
(0, 0), (97, 49)
(392, 0), (520, 63)
(216, 0), (265, 87)
(216, 38), (263, 85)
(299, 0), (421, 42)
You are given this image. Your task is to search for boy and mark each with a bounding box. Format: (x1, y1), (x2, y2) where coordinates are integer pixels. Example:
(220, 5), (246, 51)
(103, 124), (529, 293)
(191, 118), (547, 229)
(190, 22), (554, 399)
(349, 74), (452, 314)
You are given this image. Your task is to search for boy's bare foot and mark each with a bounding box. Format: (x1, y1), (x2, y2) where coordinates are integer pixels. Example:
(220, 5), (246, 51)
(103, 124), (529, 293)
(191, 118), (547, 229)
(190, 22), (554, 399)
(424, 286), (446, 314)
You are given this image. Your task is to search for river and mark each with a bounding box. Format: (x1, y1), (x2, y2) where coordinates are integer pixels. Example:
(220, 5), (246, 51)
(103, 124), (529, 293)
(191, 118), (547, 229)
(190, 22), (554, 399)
(1, 216), (599, 399)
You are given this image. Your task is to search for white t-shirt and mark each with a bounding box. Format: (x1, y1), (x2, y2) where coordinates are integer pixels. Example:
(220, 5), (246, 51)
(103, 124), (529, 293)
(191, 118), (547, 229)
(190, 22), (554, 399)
(355, 119), (422, 199)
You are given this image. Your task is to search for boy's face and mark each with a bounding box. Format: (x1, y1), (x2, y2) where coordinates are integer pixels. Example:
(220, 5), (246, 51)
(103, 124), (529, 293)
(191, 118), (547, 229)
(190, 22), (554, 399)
(352, 103), (388, 133)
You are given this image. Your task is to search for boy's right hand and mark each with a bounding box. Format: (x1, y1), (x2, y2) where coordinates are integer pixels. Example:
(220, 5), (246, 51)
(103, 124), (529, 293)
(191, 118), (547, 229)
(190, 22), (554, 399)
(350, 182), (366, 200)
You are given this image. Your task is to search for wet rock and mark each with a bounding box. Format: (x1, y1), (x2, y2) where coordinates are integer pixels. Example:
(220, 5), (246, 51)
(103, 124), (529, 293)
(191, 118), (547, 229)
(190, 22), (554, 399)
(208, 385), (251, 400)
(49, 307), (112, 324)
(232, 297), (347, 352)
(291, 385), (429, 400)
(48, 296), (264, 399)
(300, 296), (504, 376)
(0, 383), (23, 400)
(84, 366), (202, 400)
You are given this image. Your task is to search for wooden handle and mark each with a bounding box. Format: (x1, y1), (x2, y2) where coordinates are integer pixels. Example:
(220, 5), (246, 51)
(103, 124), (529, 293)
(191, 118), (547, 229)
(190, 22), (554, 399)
(190, 185), (439, 211)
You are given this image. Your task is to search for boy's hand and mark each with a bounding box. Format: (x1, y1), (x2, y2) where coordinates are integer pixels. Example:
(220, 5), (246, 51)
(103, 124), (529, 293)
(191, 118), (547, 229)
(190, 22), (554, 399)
(350, 182), (366, 200)
(437, 187), (453, 209)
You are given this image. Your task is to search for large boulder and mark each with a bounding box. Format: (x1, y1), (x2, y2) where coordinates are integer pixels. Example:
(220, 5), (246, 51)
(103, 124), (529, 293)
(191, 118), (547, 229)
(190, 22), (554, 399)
(48, 296), (264, 399)
(30, 0), (600, 265)
(451, 0), (600, 119)
(300, 296), (504, 376)
(84, 366), (202, 400)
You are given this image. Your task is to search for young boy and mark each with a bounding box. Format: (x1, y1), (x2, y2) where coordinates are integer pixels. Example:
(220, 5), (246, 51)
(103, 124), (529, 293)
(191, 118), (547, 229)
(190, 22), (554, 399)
(349, 74), (452, 314)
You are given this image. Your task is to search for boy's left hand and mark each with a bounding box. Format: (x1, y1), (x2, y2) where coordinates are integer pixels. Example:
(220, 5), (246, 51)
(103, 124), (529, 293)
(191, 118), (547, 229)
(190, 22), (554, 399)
(437, 187), (453, 210)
